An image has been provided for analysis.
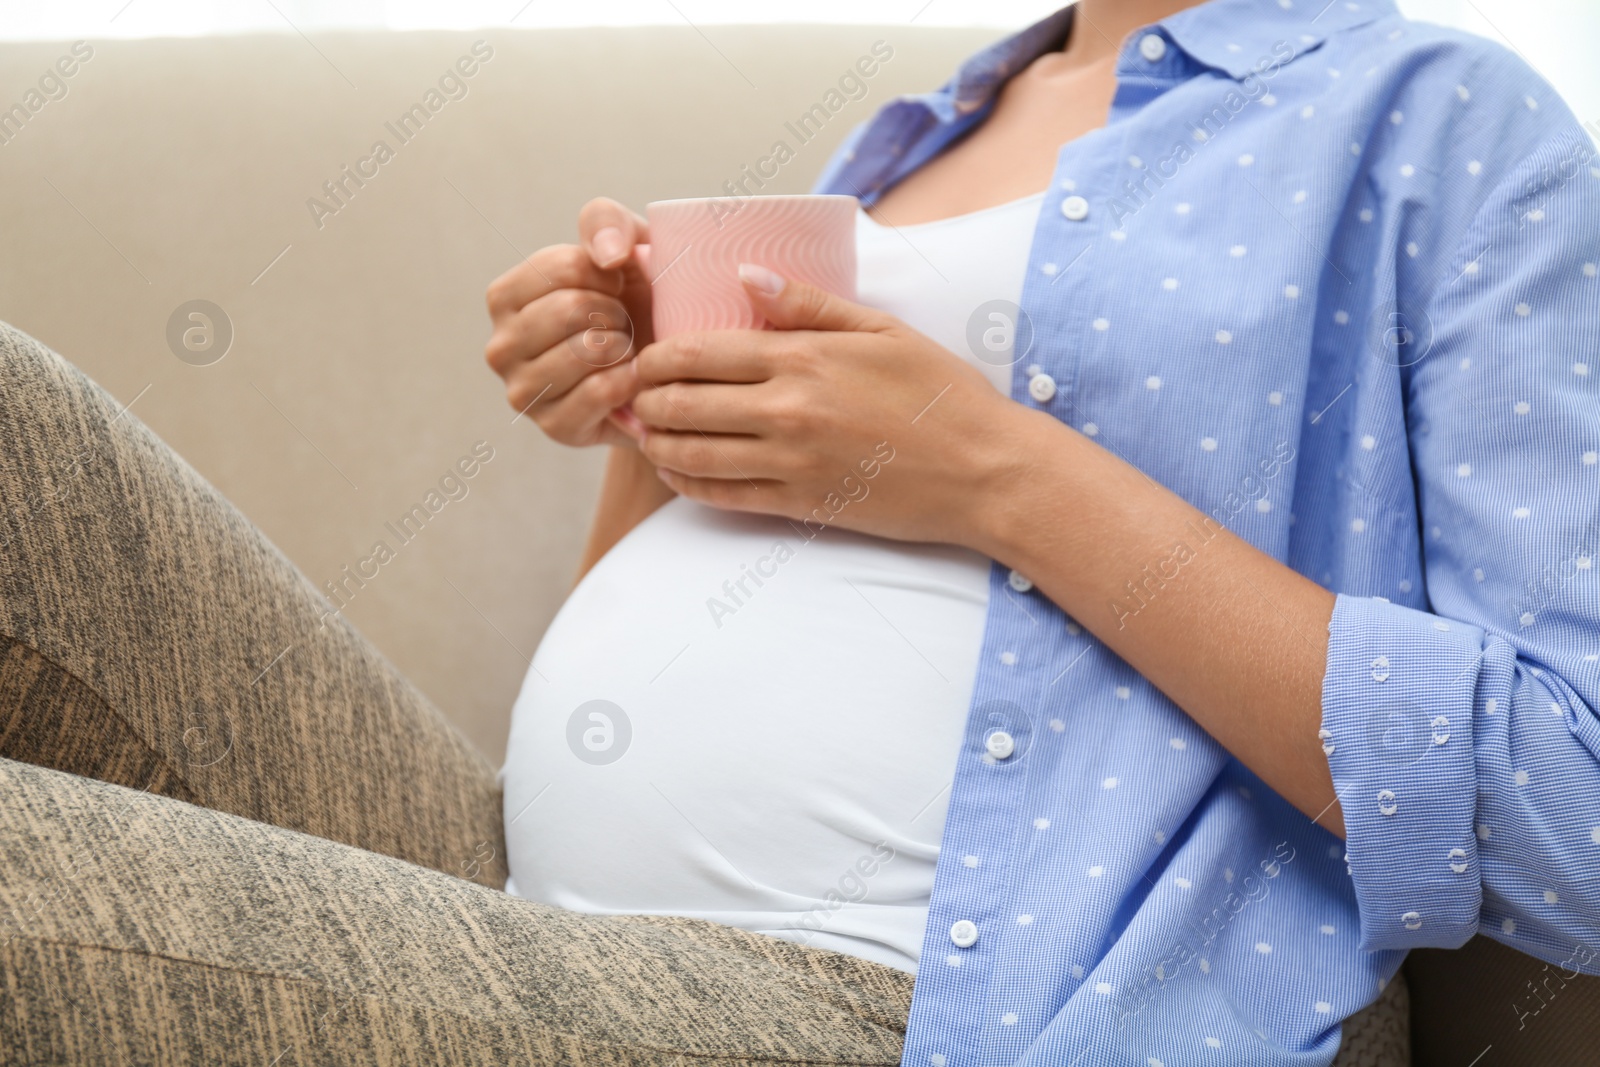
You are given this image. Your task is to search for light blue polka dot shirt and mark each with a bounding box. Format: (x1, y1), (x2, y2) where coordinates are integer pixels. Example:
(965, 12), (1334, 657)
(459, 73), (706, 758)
(815, 0), (1600, 1063)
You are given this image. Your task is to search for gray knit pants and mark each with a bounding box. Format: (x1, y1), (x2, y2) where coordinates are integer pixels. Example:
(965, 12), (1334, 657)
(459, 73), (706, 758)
(0, 321), (1406, 1065)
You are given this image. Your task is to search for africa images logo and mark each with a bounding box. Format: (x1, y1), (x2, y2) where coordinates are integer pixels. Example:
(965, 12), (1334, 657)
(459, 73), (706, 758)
(566, 699), (632, 765)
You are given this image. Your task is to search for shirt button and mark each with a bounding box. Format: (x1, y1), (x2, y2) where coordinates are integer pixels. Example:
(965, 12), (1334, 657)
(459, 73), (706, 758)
(1029, 372), (1057, 403)
(1060, 195), (1090, 221)
(986, 730), (1016, 759)
(1139, 33), (1167, 62)
(1008, 569), (1034, 593)
(949, 919), (979, 948)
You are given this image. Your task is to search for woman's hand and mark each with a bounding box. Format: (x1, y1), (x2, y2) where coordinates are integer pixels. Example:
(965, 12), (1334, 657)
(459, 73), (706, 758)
(631, 264), (1047, 549)
(633, 265), (1350, 833)
(483, 197), (654, 448)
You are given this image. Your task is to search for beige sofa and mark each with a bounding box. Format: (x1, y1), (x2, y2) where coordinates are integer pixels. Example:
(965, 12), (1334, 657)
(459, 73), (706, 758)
(0, 24), (994, 763)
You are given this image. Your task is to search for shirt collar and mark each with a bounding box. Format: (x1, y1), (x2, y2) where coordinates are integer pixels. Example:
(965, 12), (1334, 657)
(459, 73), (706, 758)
(931, 0), (1396, 117)
(1157, 0), (1396, 79)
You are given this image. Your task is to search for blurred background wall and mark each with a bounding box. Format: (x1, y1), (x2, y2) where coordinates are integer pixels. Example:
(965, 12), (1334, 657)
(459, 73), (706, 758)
(4, 0), (1597, 121)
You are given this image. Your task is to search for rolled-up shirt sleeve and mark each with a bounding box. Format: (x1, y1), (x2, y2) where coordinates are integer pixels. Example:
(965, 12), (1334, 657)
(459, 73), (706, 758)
(1320, 127), (1600, 971)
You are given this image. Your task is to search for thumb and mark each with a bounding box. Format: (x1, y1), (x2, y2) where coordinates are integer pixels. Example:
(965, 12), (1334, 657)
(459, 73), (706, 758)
(579, 197), (649, 270)
(738, 263), (886, 333)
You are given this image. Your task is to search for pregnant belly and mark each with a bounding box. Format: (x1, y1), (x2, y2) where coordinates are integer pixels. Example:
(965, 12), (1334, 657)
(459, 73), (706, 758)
(501, 496), (990, 971)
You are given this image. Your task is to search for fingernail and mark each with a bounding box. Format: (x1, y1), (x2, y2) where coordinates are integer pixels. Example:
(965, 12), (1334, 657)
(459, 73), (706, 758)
(738, 262), (787, 295)
(593, 227), (626, 266)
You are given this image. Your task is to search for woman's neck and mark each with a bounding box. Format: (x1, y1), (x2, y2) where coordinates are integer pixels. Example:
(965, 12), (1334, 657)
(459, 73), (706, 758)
(1058, 0), (1209, 70)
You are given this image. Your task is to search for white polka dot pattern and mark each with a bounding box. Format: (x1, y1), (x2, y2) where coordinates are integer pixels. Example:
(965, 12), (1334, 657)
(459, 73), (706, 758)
(816, 1), (1600, 1063)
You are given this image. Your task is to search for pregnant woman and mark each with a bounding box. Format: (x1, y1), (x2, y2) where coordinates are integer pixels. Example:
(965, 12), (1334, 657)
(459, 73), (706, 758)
(1, 0), (1596, 1065)
(487, 0), (1600, 1061)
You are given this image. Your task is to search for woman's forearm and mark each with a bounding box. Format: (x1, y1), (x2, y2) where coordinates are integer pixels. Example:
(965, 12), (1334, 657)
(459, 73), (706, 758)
(973, 409), (1344, 834)
(576, 445), (676, 581)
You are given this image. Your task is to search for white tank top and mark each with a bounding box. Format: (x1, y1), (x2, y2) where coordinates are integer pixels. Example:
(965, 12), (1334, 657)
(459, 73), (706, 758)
(501, 192), (1045, 972)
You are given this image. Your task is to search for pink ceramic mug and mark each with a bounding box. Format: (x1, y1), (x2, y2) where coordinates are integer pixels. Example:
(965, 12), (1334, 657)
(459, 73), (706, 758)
(646, 193), (858, 334)
(609, 193), (858, 436)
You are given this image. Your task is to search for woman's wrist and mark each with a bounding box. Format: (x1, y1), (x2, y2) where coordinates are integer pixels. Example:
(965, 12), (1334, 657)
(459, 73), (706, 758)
(576, 445), (676, 580)
(962, 403), (1092, 569)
